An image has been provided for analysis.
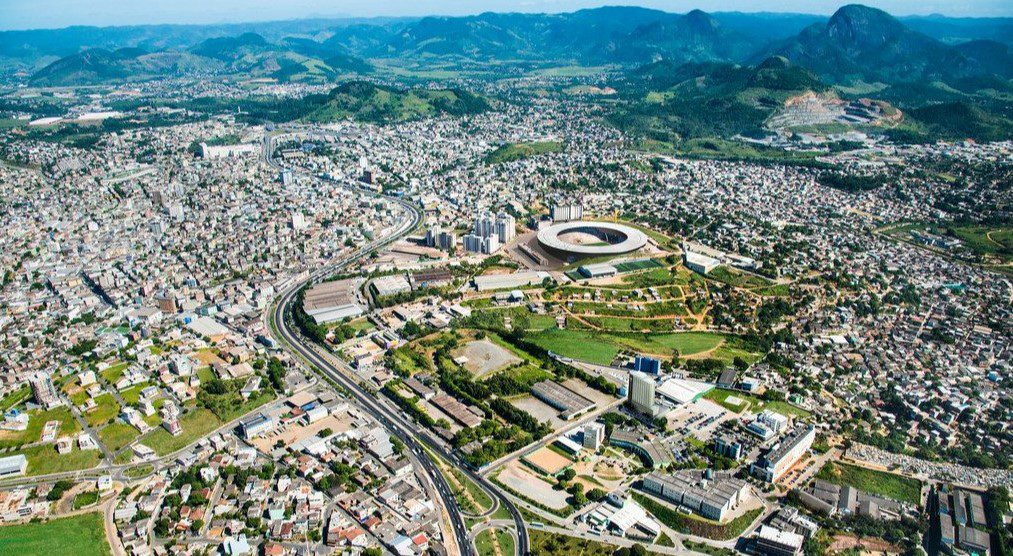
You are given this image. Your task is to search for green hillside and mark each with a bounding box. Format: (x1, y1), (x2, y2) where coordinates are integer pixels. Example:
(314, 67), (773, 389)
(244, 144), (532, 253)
(302, 81), (490, 124)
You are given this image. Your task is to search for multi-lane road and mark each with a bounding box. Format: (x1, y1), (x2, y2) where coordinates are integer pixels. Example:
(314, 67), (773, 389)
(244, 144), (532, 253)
(265, 131), (529, 555)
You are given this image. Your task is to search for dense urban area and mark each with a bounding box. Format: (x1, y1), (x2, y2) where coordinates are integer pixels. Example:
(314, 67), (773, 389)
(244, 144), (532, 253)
(0, 3), (1010, 556)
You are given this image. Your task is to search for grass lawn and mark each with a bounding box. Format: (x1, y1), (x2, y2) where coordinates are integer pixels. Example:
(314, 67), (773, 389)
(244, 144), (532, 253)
(196, 367), (217, 384)
(815, 461), (921, 505)
(703, 389), (751, 413)
(346, 317), (375, 333)
(73, 490), (100, 510)
(526, 328), (620, 365)
(17, 443), (102, 476)
(633, 492), (762, 540)
(100, 362), (130, 384)
(0, 512), (110, 555)
(120, 383), (153, 405)
(0, 406), (81, 448)
(139, 408), (222, 456)
(98, 422), (140, 452)
(0, 386), (30, 412)
(613, 331), (724, 356)
(529, 530), (618, 555)
(124, 464), (153, 478)
(85, 393), (121, 427)
(475, 528), (515, 556)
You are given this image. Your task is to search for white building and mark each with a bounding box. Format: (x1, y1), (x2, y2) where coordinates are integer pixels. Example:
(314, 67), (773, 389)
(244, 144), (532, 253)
(628, 372), (658, 416)
(551, 203), (583, 222)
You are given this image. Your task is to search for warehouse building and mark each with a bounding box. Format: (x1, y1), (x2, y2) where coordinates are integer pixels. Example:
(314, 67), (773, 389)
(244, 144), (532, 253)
(530, 380), (596, 420)
(642, 470), (751, 522)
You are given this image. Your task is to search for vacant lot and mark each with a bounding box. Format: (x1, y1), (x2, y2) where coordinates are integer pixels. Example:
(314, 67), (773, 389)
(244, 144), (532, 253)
(0, 512), (110, 556)
(497, 462), (570, 510)
(140, 408), (221, 456)
(454, 339), (522, 378)
(816, 461), (922, 505)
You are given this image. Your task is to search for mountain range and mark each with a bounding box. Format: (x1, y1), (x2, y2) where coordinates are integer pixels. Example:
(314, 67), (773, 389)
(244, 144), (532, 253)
(7, 5), (1011, 88)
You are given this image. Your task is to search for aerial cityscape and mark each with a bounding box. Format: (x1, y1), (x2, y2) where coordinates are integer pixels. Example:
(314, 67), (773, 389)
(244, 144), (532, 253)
(0, 1), (1009, 556)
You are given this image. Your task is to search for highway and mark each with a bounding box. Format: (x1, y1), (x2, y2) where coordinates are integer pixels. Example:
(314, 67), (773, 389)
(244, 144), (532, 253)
(265, 131), (529, 555)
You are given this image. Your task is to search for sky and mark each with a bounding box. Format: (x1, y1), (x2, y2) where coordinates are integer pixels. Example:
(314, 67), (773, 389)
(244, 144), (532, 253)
(1, 0), (1010, 31)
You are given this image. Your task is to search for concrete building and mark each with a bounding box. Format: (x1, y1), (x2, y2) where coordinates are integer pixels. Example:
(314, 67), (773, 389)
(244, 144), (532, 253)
(755, 525), (805, 556)
(757, 410), (789, 434)
(628, 372), (658, 416)
(29, 372), (62, 409)
(684, 251), (720, 275)
(495, 212), (516, 244)
(751, 425), (816, 482)
(550, 204), (583, 222)
(583, 422), (605, 450)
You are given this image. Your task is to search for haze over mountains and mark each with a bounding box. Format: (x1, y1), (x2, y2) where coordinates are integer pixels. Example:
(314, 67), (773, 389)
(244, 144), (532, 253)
(3, 4), (1010, 87)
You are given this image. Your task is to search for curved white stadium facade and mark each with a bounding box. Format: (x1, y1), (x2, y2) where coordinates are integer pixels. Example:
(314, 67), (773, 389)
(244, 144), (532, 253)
(536, 221), (648, 257)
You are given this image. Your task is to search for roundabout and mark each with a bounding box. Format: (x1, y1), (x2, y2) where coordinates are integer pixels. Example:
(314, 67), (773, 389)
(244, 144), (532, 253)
(536, 220), (648, 258)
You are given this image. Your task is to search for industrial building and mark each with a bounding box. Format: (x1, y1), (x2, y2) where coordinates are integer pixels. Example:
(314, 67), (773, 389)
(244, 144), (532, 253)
(239, 413), (274, 440)
(795, 479), (910, 520)
(0, 454), (27, 477)
(584, 497), (661, 541)
(684, 251), (720, 275)
(642, 469), (751, 522)
(302, 279), (365, 325)
(934, 486), (992, 556)
(530, 380), (596, 420)
(370, 274), (412, 298)
(578, 263), (618, 279)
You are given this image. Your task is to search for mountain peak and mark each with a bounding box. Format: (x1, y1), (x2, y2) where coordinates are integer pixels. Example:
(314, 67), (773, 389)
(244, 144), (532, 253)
(826, 4), (905, 46)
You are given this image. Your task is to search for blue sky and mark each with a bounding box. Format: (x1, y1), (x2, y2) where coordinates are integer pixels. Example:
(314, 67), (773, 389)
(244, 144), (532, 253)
(1, 0), (1010, 31)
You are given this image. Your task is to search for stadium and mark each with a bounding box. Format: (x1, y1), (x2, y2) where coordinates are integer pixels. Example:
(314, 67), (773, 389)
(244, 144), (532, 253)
(536, 221), (649, 259)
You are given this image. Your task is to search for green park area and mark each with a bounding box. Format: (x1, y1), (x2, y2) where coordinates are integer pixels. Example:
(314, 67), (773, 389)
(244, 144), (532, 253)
(529, 530), (619, 556)
(0, 512), (110, 556)
(816, 461), (922, 505)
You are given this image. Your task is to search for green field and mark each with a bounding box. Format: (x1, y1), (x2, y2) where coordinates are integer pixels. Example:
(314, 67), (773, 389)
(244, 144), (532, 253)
(85, 393), (120, 427)
(703, 389), (751, 413)
(98, 422), (140, 452)
(0, 512), (110, 556)
(815, 461), (922, 505)
(17, 443), (102, 476)
(100, 362), (130, 383)
(485, 141), (564, 164)
(526, 328), (621, 365)
(119, 383), (151, 405)
(0, 406), (81, 448)
(139, 408), (221, 456)
(526, 328), (734, 364)
(950, 225), (1013, 262)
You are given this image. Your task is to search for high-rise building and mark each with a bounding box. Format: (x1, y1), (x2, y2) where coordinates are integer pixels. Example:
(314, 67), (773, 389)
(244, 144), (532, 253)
(291, 212), (307, 231)
(463, 234), (484, 254)
(279, 169), (294, 186)
(495, 212), (516, 244)
(583, 422), (605, 450)
(473, 213), (496, 239)
(628, 372), (657, 415)
(29, 372), (61, 409)
(437, 231), (457, 251)
(425, 226), (442, 248)
(634, 355), (661, 375)
(550, 203), (583, 222)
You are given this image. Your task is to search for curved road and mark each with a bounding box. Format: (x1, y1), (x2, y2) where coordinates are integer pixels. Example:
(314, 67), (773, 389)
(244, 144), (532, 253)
(265, 130), (529, 555)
